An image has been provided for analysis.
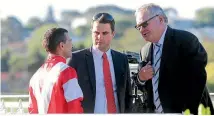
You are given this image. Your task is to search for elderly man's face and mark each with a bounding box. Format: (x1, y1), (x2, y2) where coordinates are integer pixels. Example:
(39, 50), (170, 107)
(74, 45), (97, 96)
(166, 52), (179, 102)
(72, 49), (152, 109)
(135, 10), (163, 43)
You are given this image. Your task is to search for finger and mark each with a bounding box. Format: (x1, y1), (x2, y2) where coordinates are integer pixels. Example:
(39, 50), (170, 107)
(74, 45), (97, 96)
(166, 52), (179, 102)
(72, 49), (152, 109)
(146, 75), (153, 80)
(146, 69), (154, 74)
(140, 67), (145, 73)
(146, 65), (153, 69)
(144, 61), (151, 69)
(145, 66), (153, 71)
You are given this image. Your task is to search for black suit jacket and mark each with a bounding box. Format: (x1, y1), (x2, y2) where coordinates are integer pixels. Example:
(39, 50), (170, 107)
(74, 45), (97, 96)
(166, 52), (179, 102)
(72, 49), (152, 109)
(67, 48), (132, 113)
(138, 26), (213, 114)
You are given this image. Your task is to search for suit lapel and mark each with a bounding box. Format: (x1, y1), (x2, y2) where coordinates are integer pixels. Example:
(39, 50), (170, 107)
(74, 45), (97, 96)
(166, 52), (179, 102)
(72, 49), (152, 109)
(159, 26), (172, 84)
(158, 26), (173, 91)
(148, 43), (153, 64)
(85, 48), (96, 97)
(146, 43), (155, 108)
(111, 50), (121, 112)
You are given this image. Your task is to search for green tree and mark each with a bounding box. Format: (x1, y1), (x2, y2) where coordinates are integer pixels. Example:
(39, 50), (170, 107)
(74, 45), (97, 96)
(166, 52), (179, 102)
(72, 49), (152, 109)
(73, 25), (90, 37)
(115, 28), (145, 52)
(26, 17), (43, 29)
(202, 41), (214, 62)
(8, 54), (26, 73)
(27, 24), (58, 71)
(195, 8), (214, 27)
(1, 48), (11, 72)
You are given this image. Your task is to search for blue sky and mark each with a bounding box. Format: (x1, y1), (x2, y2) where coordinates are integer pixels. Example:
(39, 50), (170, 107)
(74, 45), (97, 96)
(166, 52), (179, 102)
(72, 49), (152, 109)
(0, 0), (214, 24)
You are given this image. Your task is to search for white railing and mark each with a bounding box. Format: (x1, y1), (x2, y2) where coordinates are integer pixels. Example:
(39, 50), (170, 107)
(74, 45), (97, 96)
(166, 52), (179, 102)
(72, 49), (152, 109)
(0, 93), (214, 114)
(0, 95), (29, 114)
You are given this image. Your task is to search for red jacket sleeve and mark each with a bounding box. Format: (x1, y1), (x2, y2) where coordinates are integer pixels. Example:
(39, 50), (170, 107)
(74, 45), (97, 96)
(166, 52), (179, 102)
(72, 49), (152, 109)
(28, 86), (38, 113)
(60, 67), (83, 113)
(67, 98), (83, 113)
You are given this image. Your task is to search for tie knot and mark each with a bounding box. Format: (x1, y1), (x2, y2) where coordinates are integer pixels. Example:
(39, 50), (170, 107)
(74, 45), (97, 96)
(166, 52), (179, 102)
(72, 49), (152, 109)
(102, 53), (107, 59)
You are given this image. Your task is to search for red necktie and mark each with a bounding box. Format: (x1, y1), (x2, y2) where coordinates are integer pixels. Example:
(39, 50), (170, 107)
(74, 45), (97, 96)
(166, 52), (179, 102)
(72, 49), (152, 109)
(102, 53), (117, 113)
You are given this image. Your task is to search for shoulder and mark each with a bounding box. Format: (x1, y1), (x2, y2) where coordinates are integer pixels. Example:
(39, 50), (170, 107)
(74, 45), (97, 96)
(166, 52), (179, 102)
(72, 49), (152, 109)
(72, 48), (90, 56)
(68, 48), (90, 64)
(141, 42), (152, 52)
(60, 63), (78, 79)
(58, 65), (79, 85)
(171, 28), (199, 44)
(111, 49), (127, 58)
(140, 42), (152, 61)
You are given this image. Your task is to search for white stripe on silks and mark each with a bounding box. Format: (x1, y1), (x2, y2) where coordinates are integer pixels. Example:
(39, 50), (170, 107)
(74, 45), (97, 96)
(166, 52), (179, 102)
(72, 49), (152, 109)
(152, 43), (163, 113)
(63, 78), (83, 102)
(33, 62), (68, 114)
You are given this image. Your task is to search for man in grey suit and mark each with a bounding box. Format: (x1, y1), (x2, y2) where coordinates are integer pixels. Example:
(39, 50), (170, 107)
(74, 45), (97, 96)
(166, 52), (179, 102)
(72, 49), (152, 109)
(67, 13), (132, 113)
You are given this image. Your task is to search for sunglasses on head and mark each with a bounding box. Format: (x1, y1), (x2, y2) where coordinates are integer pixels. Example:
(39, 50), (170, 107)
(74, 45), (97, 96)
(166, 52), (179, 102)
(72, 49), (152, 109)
(92, 13), (114, 22)
(135, 15), (159, 30)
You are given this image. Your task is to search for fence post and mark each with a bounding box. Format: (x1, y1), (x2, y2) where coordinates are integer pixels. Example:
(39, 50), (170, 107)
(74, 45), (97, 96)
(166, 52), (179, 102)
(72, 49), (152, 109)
(0, 99), (6, 114)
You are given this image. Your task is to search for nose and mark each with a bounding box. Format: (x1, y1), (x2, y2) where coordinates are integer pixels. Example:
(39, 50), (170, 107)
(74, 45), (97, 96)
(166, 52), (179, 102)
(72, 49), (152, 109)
(97, 34), (103, 40)
(139, 26), (146, 33)
(139, 26), (144, 32)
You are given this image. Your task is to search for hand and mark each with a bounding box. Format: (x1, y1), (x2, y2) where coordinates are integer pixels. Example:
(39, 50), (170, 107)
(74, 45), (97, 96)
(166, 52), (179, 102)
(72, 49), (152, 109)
(138, 61), (153, 81)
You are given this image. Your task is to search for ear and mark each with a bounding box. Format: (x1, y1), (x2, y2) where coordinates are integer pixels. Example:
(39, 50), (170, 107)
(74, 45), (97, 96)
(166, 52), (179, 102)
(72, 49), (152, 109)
(59, 42), (64, 49)
(112, 31), (116, 38)
(159, 16), (164, 23)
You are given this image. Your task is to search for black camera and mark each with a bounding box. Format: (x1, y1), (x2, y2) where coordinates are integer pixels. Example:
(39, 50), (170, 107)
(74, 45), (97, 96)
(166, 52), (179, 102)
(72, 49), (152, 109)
(123, 51), (149, 113)
(130, 71), (149, 113)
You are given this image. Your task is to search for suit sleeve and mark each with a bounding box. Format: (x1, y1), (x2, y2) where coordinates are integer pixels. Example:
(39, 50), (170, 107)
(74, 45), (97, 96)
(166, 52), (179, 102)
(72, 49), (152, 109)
(28, 86), (38, 113)
(182, 34), (207, 114)
(61, 68), (83, 113)
(124, 55), (132, 113)
(137, 44), (151, 85)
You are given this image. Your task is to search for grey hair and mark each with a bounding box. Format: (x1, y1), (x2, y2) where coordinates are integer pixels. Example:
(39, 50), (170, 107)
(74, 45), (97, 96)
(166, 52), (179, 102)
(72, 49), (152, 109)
(135, 3), (168, 23)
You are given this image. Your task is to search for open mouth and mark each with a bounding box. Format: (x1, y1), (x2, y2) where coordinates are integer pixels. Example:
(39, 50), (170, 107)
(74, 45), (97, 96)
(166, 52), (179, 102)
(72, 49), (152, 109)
(143, 33), (149, 37)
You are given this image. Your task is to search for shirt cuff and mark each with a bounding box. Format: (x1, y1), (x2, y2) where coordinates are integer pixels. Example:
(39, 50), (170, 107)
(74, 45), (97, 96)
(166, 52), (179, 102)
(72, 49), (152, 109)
(137, 76), (146, 85)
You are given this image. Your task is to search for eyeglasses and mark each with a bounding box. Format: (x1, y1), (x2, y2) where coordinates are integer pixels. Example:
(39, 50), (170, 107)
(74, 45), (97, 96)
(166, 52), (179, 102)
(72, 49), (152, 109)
(135, 15), (159, 30)
(92, 13), (114, 22)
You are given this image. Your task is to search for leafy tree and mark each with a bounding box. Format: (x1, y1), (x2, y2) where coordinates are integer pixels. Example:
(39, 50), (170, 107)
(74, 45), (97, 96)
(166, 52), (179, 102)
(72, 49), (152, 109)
(61, 10), (81, 23)
(195, 8), (214, 27)
(73, 25), (90, 37)
(115, 20), (135, 38)
(27, 24), (58, 71)
(202, 41), (214, 92)
(1, 48), (11, 72)
(1, 16), (24, 43)
(202, 41), (214, 62)
(115, 28), (145, 52)
(26, 17), (43, 29)
(8, 54), (26, 73)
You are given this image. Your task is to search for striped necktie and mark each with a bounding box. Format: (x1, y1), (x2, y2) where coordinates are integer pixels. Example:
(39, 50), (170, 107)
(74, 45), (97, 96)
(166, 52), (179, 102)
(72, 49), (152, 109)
(152, 43), (163, 113)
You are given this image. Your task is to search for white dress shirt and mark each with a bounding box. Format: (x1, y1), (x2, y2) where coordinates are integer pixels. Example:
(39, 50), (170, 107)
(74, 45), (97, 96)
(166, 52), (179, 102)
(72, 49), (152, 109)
(152, 26), (167, 57)
(92, 46), (119, 113)
(152, 26), (167, 113)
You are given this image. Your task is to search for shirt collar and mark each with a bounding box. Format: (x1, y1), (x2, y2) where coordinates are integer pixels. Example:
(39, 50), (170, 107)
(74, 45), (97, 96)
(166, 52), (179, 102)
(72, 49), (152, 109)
(157, 26), (168, 46)
(92, 46), (111, 59)
(46, 55), (66, 63)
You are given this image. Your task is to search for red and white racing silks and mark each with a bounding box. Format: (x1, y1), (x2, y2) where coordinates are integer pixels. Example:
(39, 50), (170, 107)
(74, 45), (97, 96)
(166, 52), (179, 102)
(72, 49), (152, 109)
(28, 55), (83, 114)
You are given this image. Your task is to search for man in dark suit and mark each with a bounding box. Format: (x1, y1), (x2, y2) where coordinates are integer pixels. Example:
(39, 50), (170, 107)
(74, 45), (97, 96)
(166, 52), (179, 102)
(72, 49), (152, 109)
(67, 13), (132, 113)
(134, 3), (213, 114)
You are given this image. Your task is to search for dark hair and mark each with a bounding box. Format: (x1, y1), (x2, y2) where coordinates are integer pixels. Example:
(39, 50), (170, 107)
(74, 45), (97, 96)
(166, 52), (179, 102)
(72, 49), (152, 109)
(91, 13), (115, 32)
(42, 28), (68, 53)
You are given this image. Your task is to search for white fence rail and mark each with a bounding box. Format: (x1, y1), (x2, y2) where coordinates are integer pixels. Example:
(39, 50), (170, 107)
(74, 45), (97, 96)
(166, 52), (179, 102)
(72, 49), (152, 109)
(0, 95), (29, 114)
(0, 93), (214, 114)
